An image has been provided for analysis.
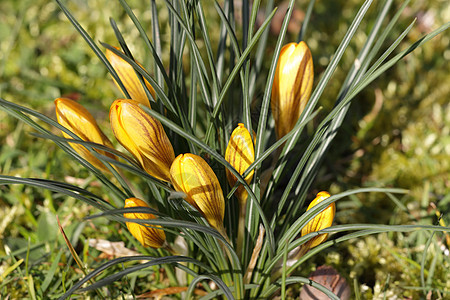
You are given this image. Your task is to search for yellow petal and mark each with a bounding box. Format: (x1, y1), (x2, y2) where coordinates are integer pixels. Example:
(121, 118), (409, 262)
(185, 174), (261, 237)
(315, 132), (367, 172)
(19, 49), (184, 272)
(124, 198), (166, 248)
(110, 99), (175, 182)
(106, 47), (156, 108)
(54, 97), (116, 172)
(271, 41), (314, 139)
(225, 123), (255, 202)
(301, 191), (335, 249)
(169, 154), (225, 230)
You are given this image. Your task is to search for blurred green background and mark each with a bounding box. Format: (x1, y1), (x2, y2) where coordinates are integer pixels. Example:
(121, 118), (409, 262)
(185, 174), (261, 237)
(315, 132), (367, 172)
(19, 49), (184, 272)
(1, 0), (449, 298)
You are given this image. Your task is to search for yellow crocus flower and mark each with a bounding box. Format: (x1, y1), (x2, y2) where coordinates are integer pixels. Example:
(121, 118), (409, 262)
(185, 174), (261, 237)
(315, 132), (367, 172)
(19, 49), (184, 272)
(271, 41), (314, 139)
(225, 123), (255, 203)
(169, 153), (225, 233)
(225, 123), (255, 255)
(54, 97), (116, 172)
(124, 198), (166, 248)
(106, 47), (156, 108)
(301, 191), (335, 249)
(109, 99), (175, 182)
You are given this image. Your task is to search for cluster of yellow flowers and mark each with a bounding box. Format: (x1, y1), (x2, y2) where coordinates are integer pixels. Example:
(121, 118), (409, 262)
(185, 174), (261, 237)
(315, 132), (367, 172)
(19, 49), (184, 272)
(54, 42), (334, 255)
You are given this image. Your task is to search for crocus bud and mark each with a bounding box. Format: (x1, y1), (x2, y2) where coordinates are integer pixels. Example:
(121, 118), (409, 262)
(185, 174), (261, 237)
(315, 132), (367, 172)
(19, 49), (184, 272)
(110, 99), (175, 182)
(54, 97), (116, 172)
(106, 47), (156, 107)
(225, 123), (255, 202)
(169, 154), (225, 232)
(271, 41), (314, 139)
(124, 198), (166, 248)
(301, 191), (335, 249)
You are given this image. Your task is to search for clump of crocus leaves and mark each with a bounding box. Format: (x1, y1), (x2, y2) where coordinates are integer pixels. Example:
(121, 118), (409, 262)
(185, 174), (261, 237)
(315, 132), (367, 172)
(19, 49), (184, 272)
(0, 0), (448, 299)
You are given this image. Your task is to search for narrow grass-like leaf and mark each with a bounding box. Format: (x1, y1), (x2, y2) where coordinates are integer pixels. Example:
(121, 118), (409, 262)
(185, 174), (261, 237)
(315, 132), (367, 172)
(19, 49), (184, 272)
(420, 230), (437, 295)
(335, 0), (398, 101)
(278, 188), (408, 246)
(242, 0), (249, 47)
(207, 1), (247, 153)
(261, 276), (340, 299)
(214, 1), (241, 62)
(345, 22), (450, 104)
(30, 132), (138, 167)
(0, 259), (23, 281)
(214, 0), (250, 135)
(215, 0), (232, 83)
(301, 18), (414, 171)
(163, 0), (213, 110)
(204, 4), (277, 147)
(31, 130), (135, 198)
(151, 0), (164, 87)
(386, 192), (408, 212)
(57, 217), (105, 299)
(297, 0), (316, 42)
(118, 0), (171, 90)
(271, 125), (326, 218)
(242, 0), (261, 135)
(200, 284), (260, 300)
(54, 0), (130, 99)
(189, 55), (198, 130)
(254, 0), (297, 158)
(170, 2), (200, 154)
(354, 277), (361, 299)
(284, 224), (450, 277)
(109, 18), (156, 105)
(187, 274), (234, 300)
(212, 7), (276, 119)
(90, 208), (232, 248)
(93, 200), (243, 288)
(285, 224), (449, 268)
(58, 255), (213, 299)
(0, 176), (116, 212)
(195, 2), (221, 101)
(247, 0), (260, 43)
(248, 0), (274, 100)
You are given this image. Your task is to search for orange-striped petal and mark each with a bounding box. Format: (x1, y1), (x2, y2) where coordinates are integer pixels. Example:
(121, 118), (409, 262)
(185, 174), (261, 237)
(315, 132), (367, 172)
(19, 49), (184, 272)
(110, 99), (175, 182)
(225, 123), (255, 202)
(301, 191), (335, 249)
(54, 97), (116, 172)
(169, 153), (225, 230)
(271, 41), (314, 139)
(124, 198), (166, 248)
(106, 47), (156, 108)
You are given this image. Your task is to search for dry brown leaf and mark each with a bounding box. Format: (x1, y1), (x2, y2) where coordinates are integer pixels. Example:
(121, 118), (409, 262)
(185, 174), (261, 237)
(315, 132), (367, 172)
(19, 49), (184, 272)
(299, 265), (351, 300)
(88, 238), (140, 258)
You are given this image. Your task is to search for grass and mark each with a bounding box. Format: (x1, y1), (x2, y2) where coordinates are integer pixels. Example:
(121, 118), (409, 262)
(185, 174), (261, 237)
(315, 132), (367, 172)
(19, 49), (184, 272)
(1, 0), (449, 298)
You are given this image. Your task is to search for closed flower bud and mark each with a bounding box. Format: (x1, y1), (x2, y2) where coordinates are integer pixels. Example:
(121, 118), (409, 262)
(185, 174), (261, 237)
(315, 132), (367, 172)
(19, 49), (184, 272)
(271, 41), (314, 139)
(124, 198), (166, 248)
(225, 123), (255, 202)
(106, 47), (156, 108)
(110, 99), (175, 182)
(170, 154), (225, 232)
(301, 191), (335, 249)
(54, 97), (116, 172)
(272, 192), (335, 278)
